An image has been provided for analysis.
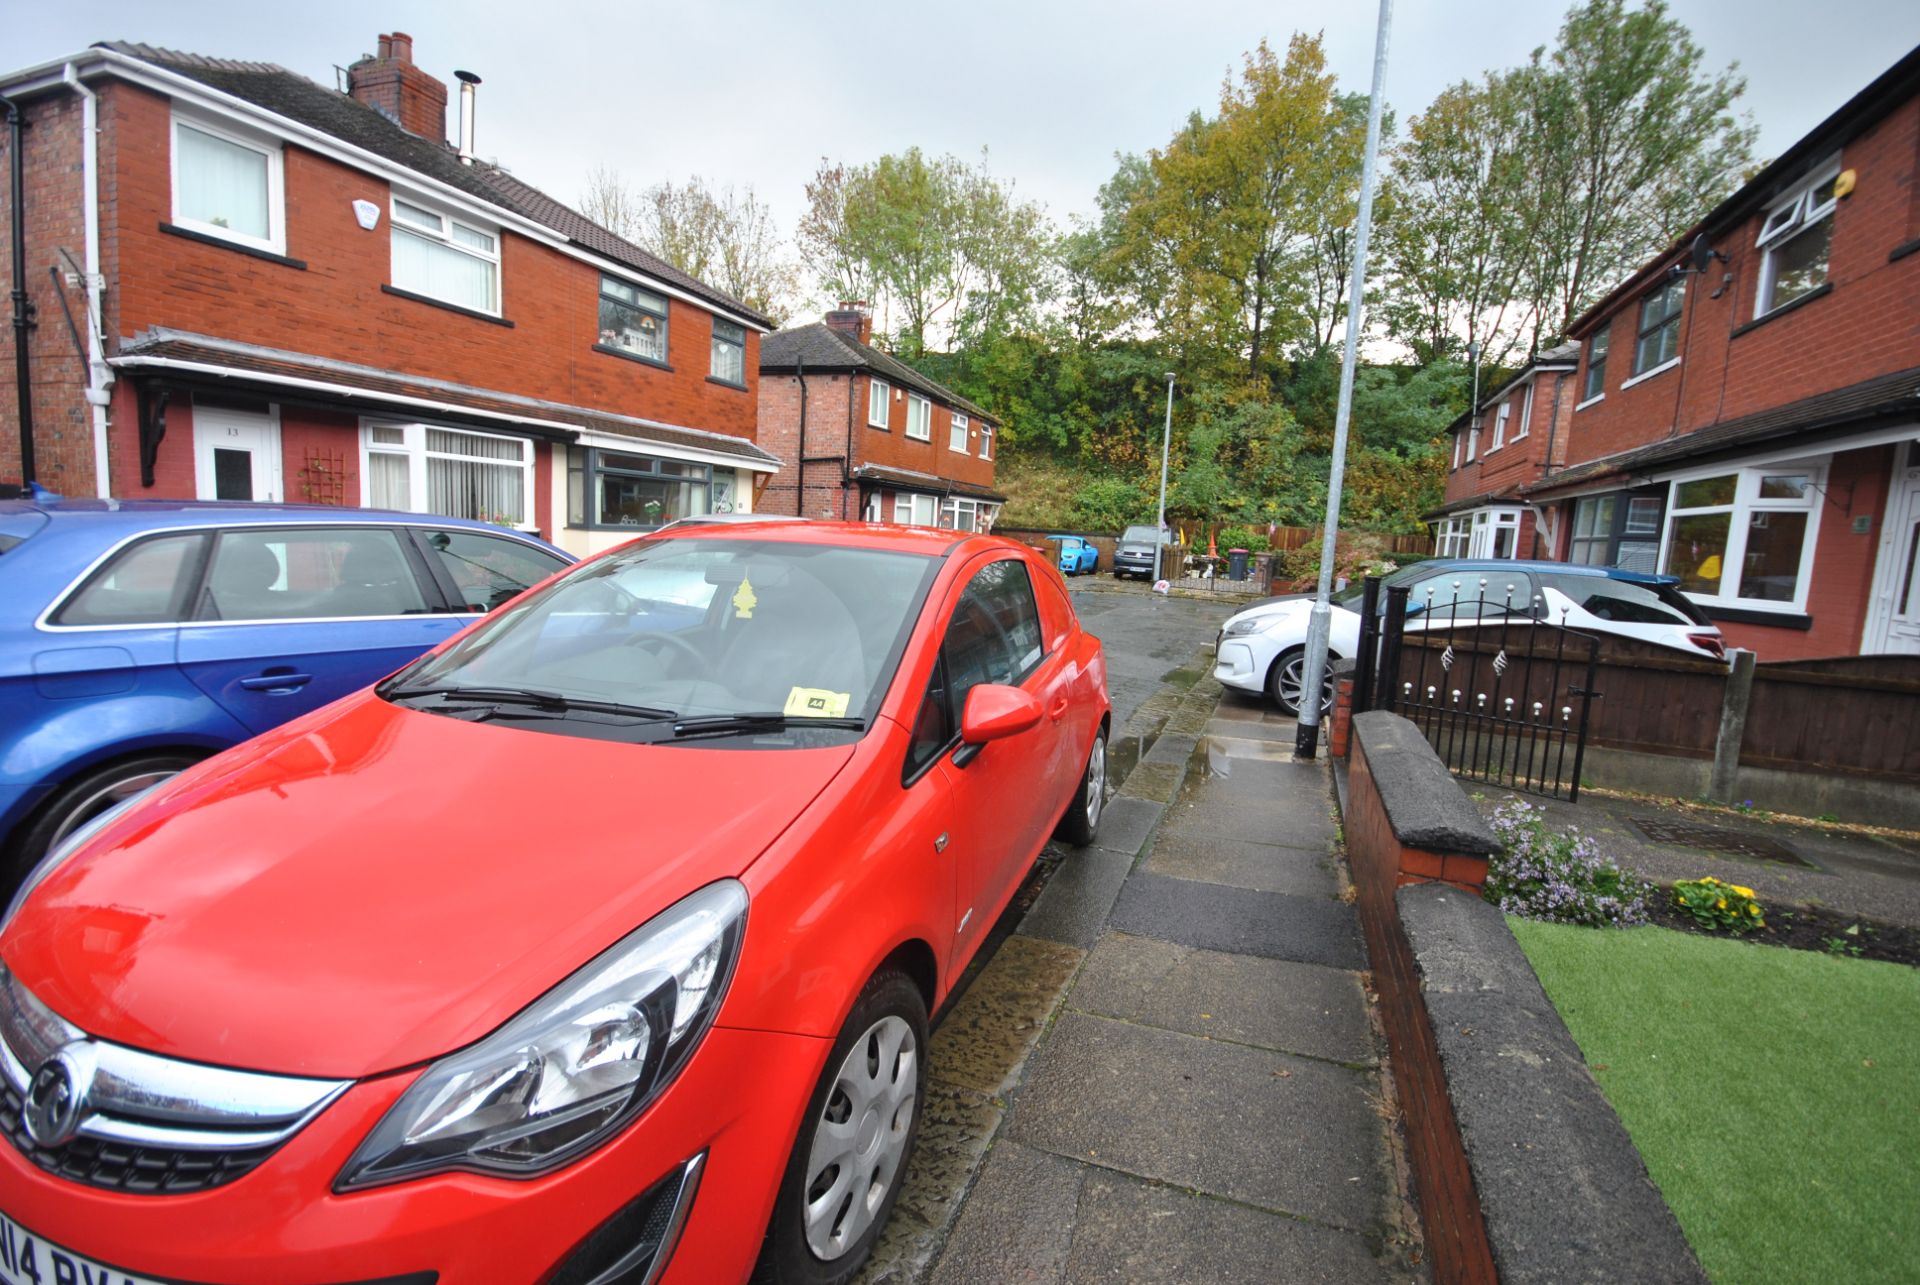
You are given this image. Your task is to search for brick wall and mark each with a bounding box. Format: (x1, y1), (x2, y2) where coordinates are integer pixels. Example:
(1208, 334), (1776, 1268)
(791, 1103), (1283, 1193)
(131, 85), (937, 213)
(1443, 369), (1579, 506)
(854, 373), (997, 490)
(758, 371), (859, 520)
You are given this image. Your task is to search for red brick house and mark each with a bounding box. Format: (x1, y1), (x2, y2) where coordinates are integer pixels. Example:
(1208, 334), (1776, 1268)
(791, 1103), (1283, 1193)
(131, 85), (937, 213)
(1430, 45), (1920, 660)
(0, 35), (779, 557)
(1430, 342), (1580, 561)
(758, 307), (1005, 529)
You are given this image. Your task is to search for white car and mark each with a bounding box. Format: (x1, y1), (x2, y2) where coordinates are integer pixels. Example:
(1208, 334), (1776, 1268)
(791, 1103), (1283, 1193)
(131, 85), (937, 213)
(1213, 560), (1727, 715)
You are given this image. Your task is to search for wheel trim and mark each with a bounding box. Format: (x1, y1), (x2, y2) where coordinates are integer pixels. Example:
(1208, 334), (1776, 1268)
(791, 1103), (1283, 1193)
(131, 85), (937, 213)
(1085, 736), (1107, 831)
(803, 1014), (917, 1261)
(45, 768), (180, 851)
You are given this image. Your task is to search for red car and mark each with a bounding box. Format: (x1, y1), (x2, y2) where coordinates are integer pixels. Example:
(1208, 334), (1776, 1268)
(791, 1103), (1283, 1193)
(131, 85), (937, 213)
(0, 523), (1108, 1285)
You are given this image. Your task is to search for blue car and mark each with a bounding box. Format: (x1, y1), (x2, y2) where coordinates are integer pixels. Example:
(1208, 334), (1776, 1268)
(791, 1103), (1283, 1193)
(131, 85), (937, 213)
(0, 495), (571, 879)
(1046, 534), (1100, 576)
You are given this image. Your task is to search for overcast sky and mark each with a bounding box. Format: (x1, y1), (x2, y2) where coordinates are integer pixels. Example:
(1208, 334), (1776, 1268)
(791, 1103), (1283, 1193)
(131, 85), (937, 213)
(17, 1), (1920, 249)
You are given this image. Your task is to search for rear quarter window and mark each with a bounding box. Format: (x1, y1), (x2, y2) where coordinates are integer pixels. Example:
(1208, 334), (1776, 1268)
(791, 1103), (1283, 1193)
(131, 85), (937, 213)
(53, 532), (209, 626)
(1547, 575), (1708, 626)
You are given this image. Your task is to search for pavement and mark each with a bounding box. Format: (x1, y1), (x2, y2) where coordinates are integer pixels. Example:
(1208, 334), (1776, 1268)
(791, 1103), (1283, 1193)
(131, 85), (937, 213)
(854, 584), (1424, 1283)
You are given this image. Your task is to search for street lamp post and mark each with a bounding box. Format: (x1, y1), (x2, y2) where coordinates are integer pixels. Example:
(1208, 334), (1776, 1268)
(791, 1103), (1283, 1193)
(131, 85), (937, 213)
(1153, 371), (1175, 584)
(1295, 0), (1394, 760)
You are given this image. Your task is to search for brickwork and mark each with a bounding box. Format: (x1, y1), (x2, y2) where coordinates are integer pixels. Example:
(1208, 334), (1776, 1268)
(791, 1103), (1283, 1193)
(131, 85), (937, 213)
(757, 372), (858, 520)
(854, 372), (997, 491)
(1443, 368), (1578, 506)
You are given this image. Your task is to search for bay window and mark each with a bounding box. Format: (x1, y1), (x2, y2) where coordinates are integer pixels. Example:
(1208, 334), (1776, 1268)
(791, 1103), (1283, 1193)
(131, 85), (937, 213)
(1632, 279), (1684, 376)
(598, 277), (669, 365)
(906, 394), (932, 441)
(391, 199), (499, 314)
(1569, 496), (1615, 565)
(364, 422), (532, 527)
(1468, 507), (1522, 559)
(710, 319), (746, 385)
(172, 116), (283, 253)
(1434, 515), (1470, 558)
(937, 497), (998, 532)
(1755, 163), (1839, 317)
(1566, 493), (1665, 570)
(1660, 467), (1822, 608)
(566, 448), (710, 529)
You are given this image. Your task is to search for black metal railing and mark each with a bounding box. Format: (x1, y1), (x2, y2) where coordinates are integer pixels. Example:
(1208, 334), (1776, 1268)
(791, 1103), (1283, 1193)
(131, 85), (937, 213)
(1355, 574), (1600, 801)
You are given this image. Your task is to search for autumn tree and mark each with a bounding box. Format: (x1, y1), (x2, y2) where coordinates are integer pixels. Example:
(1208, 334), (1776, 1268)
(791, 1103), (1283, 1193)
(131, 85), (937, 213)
(579, 170), (798, 322)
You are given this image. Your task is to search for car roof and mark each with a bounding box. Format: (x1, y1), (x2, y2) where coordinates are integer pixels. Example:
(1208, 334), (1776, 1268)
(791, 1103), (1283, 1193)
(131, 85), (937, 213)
(1406, 558), (1680, 588)
(0, 497), (564, 544)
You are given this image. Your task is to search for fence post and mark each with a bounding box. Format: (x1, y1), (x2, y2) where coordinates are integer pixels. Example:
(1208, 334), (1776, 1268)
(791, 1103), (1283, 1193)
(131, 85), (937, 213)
(1708, 649), (1756, 804)
(1351, 576), (1382, 715)
(1378, 583), (1411, 711)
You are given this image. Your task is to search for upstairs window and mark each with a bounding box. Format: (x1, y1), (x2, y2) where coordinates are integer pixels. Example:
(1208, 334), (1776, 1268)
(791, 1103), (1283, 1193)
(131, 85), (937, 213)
(1491, 401), (1510, 450)
(392, 199), (499, 314)
(906, 393), (932, 442)
(598, 277), (669, 365)
(709, 319), (746, 385)
(980, 421), (995, 460)
(1515, 383), (1533, 440)
(868, 380), (891, 428)
(1582, 329), (1609, 403)
(950, 413), (970, 453)
(1633, 279), (1684, 376)
(1756, 163), (1840, 318)
(172, 117), (283, 253)
(1466, 422), (1479, 461)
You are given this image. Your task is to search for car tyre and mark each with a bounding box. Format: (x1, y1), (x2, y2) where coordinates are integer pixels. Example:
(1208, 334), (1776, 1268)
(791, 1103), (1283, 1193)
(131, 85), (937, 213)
(1053, 726), (1107, 847)
(8, 752), (200, 884)
(1266, 647), (1335, 719)
(754, 969), (928, 1285)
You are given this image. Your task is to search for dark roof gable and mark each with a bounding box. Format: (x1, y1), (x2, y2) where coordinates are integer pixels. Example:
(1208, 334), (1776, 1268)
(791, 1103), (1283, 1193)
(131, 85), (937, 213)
(760, 324), (997, 424)
(98, 41), (771, 328)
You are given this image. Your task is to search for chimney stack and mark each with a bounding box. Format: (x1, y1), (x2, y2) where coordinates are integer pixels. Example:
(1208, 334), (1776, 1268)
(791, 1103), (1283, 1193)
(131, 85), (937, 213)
(347, 31), (449, 143)
(825, 301), (872, 346)
(454, 70), (481, 164)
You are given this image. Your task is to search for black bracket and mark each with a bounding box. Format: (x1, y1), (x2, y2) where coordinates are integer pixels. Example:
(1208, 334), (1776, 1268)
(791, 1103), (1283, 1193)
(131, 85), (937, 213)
(137, 384), (170, 487)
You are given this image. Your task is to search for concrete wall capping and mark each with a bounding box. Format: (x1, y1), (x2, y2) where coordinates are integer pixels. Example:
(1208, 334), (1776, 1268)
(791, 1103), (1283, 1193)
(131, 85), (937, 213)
(1397, 884), (1708, 1284)
(1350, 712), (1501, 856)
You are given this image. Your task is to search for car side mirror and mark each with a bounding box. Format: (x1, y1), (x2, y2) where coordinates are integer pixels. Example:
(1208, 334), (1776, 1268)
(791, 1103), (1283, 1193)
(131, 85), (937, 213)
(952, 684), (1042, 767)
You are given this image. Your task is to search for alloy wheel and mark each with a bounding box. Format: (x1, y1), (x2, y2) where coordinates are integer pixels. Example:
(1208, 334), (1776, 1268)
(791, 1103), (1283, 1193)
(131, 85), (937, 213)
(803, 1015), (918, 1261)
(46, 767), (182, 851)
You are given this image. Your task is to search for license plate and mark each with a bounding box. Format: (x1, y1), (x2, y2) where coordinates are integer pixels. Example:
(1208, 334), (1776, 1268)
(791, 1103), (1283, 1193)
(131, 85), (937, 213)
(0, 1210), (163, 1285)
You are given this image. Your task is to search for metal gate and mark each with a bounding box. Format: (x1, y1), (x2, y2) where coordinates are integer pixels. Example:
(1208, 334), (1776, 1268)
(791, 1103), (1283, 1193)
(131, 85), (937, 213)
(1352, 574), (1601, 801)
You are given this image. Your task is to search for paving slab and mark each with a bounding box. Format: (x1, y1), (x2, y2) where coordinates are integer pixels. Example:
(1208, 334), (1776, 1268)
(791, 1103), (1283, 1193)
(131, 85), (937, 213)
(1141, 731), (1199, 765)
(1108, 871), (1366, 971)
(1064, 1168), (1388, 1285)
(854, 1083), (1004, 1284)
(1020, 850), (1134, 951)
(1085, 795), (1162, 858)
(1007, 1011), (1387, 1230)
(927, 1140), (1085, 1285)
(1143, 830), (1340, 895)
(1071, 931), (1376, 1065)
(930, 935), (1085, 1096)
(1115, 759), (1185, 804)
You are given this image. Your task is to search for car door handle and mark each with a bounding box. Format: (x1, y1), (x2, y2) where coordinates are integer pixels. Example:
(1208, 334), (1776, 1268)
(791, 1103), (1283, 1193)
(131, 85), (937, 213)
(239, 670), (314, 692)
(1047, 695), (1070, 721)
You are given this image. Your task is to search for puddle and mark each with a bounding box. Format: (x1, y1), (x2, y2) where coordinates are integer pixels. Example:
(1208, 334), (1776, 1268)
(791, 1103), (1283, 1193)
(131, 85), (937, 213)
(1107, 730), (1147, 790)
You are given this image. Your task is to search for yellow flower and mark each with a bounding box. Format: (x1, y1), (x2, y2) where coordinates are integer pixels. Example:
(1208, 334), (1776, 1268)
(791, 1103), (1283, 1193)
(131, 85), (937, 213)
(1715, 898), (1726, 909)
(1732, 885), (1755, 899)
(1748, 904), (1760, 915)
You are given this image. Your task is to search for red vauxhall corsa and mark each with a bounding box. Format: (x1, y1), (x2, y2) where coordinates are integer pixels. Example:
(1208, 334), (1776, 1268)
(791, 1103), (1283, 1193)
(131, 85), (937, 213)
(0, 523), (1109, 1285)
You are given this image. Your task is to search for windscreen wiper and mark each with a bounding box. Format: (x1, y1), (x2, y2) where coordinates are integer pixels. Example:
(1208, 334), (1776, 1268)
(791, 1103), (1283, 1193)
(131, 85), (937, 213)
(670, 712), (867, 740)
(385, 684), (675, 721)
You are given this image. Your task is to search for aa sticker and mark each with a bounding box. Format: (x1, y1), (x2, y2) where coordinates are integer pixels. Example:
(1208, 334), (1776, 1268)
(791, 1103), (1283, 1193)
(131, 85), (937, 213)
(732, 576), (757, 619)
(784, 687), (851, 718)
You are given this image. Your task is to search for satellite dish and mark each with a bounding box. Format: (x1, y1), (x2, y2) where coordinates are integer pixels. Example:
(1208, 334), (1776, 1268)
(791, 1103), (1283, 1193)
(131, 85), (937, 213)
(1689, 233), (1722, 272)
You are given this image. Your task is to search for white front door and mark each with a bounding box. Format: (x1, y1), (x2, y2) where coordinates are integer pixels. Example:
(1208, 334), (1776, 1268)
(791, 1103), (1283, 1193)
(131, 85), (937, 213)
(1863, 438), (1920, 655)
(193, 405), (281, 502)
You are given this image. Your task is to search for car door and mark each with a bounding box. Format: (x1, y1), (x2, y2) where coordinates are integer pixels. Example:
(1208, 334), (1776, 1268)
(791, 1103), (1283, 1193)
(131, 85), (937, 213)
(925, 554), (1068, 968)
(176, 525), (461, 735)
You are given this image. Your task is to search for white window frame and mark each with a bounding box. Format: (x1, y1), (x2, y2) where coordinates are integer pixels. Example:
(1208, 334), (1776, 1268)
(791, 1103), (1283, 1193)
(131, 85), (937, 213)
(868, 380), (891, 429)
(1516, 383), (1534, 440)
(1451, 433), (1462, 471)
(1491, 401), (1510, 451)
(1754, 157), (1842, 320)
(892, 492), (938, 526)
(950, 413), (970, 453)
(390, 194), (501, 315)
(1466, 506), (1524, 559)
(1434, 515), (1471, 558)
(939, 496), (988, 532)
(1466, 422), (1479, 462)
(1579, 329), (1609, 408)
(1655, 462), (1826, 613)
(980, 421), (995, 460)
(906, 393), (932, 442)
(170, 113), (286, 255)
(359, 420), (536, 529)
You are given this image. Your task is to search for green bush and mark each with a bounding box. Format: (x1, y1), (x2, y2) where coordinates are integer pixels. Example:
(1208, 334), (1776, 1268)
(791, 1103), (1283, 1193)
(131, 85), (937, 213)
(1213, 525), (1270, 552)
(1485, 800), (1653, 927)
(1671, 877), (1765, 933)
(1069, 478), (1151, 532)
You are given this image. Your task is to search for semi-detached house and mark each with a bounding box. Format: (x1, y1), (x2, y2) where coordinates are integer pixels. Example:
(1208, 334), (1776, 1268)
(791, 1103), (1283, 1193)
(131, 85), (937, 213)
(1433, 44), (1920, 660)
(0, 34), (780, 557)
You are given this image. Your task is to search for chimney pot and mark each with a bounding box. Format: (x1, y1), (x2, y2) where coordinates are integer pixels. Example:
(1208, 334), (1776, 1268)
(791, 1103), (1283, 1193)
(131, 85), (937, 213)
(825, 302), (872, 346)
(389, 31), (413, 63)
(377, 33), (393, 60)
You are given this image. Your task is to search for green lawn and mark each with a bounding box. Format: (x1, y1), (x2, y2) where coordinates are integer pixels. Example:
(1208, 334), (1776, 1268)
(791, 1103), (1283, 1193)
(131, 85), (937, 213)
(1510, 919), (1920, 1284)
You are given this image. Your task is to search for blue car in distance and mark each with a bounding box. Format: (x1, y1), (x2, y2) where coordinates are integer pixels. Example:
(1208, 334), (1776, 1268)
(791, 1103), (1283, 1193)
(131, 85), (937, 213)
(0, 495), (571, 882)
(1046, 534), (1100, 576)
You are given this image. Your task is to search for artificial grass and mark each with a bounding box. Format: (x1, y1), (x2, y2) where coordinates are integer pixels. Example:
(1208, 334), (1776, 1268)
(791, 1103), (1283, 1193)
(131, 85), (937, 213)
(1509, 918), (1920, 1285)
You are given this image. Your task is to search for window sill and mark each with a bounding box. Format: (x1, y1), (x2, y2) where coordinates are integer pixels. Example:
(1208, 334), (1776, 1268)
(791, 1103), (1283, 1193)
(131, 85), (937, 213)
(1732, 282), (1833, 338)
(868, 422), (891, 432)
(593, 343), (673, 371)
(1699, 602), (1813, 630)
(1620, 357), (1680, 391)
(1890, 237), (1920, 263)
(382, 285), (513, 327)
(705, 375), (749, 391)
(1574, 393), (1604, 412)
(905, 434), (932, 444)
(159, 221), (305, 269)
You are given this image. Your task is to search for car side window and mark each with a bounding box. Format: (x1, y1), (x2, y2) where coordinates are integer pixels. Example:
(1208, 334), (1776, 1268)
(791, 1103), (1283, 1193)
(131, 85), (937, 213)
(424, 528), (568, 613)
(198, 527), (430, 622)
(905, 654), (955, 780)
(52, 532), (208, 626)
(1545, 575), (1699, 626)
(1404, 572), (1538, 619)
(904, 559), (1047, 782)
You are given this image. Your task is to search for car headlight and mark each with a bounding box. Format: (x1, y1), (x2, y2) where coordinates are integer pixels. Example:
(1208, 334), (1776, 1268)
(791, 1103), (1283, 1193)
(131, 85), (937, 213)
(337, 880), (748, 1190)
(1222, 616), (1270, 637)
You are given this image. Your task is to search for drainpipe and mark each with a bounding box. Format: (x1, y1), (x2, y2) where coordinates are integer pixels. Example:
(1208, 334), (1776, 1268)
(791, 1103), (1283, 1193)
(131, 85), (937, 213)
(6, 95), (33, 486)
(62, 63), (111, 497)
(1534, 371), (1568, 557)
(794, 358), (807, 518)
(843, 371), (856, 520)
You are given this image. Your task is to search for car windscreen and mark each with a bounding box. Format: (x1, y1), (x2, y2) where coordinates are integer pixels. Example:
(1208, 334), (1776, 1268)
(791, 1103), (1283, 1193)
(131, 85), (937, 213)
(1120, 527), (1164, 544)
(385, 538), (941, 744)
(1544, 574), (1710, 626)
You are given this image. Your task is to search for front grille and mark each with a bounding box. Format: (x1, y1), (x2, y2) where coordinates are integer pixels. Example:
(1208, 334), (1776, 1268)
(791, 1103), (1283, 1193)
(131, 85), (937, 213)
(0, 1081), (280, 1193)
